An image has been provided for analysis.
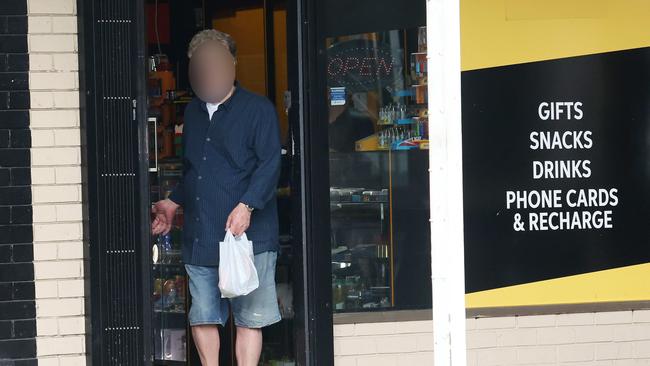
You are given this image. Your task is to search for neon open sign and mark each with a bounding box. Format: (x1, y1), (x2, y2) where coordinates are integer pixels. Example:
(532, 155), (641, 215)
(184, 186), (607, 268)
(326, 40), (403, 91)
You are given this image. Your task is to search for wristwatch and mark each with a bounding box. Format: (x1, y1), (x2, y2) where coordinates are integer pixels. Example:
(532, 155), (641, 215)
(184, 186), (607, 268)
(243, 203), (254, 212)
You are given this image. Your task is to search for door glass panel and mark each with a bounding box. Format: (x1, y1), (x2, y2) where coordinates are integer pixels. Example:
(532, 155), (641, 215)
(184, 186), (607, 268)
(327, 27), (432, 313)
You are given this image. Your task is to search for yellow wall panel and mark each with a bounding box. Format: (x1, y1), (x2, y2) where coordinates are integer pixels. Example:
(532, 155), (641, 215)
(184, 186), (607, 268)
(461, 0), (650, 71)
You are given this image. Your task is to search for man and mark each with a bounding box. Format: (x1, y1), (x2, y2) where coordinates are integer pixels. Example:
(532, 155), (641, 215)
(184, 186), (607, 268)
(151, 29), (282, 366)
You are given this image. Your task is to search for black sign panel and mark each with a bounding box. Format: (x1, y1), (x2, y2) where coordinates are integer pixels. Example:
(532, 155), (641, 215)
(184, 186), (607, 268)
(462, 47), (650, 293)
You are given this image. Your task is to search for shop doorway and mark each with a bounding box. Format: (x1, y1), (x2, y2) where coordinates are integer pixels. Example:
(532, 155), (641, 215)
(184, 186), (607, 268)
(80, 0), (327, 364)
(145, 0), (302, 365)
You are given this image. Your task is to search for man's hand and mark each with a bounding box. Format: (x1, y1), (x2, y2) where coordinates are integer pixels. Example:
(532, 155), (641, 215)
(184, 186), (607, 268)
(226, 203), (251, 236)
(151, 199), (180, 235)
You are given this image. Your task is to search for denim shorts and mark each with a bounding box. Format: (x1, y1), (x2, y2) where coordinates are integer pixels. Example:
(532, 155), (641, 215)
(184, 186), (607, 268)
(184, 250), (281, 328)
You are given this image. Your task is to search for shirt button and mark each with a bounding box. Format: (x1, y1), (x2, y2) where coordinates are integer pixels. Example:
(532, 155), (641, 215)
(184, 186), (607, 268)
(206, 137), (211, 142)
(203, 156), (207, 161)
(196, 197), (200, 201)
(198, 176), (202, 180)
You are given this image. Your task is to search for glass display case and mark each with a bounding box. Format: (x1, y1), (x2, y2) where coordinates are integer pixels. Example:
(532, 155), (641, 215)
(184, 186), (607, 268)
(150, 162), (188, 364)
(147, 52), (191, 363)
(327, 27), (432, 313)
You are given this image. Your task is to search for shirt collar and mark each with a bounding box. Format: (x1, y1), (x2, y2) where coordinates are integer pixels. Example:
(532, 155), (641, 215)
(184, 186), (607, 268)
(198, 81), (240, 113)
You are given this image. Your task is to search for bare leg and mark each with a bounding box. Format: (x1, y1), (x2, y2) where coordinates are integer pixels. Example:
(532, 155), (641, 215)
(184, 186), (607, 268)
(192, 324), (220, 366)
(235, 326), (262, 366)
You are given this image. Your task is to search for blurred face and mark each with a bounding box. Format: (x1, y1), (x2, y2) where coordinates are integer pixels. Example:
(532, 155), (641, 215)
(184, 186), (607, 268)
(189, 40), (236, 103)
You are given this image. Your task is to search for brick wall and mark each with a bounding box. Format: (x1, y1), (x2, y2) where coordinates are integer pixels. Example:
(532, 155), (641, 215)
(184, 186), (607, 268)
(0, 0), (37, 364)
(334, 310), (650, 365)
(27, 0), (86, 364)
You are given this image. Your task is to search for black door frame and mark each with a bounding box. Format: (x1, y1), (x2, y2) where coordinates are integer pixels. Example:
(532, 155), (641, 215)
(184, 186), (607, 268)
(78, 0), (151, 365)
(288, 0), (335, 364)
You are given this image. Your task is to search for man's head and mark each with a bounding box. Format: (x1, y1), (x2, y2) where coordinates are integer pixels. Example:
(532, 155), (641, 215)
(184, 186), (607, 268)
(187, 29), (237, 103)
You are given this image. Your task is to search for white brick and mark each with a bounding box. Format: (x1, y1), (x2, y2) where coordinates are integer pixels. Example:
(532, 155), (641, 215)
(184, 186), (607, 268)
(564, 360), (613, 366)
(475, 316), (517, 330)
(574, 325), (616, 343)
(34, 222), (82, 241)
(633, 310), (650, 323)
(35, 280), (58, 298)
(334, 356), (356, 366)
(33, 205), (57, 222)
(37, 318), (59, 336)
(334, 324), (354, 337)
(466, 318), (477, 330)
(57, 279), (84, 297)
(34, 260), (82, 279)
(53, 91), (80, 108)
(497, 328), (538, 347)
(356, 354), (397, 366)
(55, 166), (82, 184)
(37, 357), (59, 366)
(557, 312), (595, 326)
(613, 323), (650, 342)
(57, 241), (84, 259)
(31, 109), (80, 128)
(467, 349), (478, 366)
(31, 91), (55, 108)
(375, 335), (418, 354)
(54, 128), (80, 146)
(595, 311), (634, 325)
(394, 320), (432, 334)
(396, 352), (433, 366)
(32, 147), (80, 166)
(58, 316), (85, 335)
(29, 34), (76, 52)
(517, 314), (556, 328)
(28, 16), (53, 33)
(467, 330), (498, 349)
(56, 203), (83, 221)
(33, 185), (80, 203)
(52, 16), (77, 33)
(537, 326), (576, 345)
(36, 298), (83, 317)
(558, 343), (595, 362)
(30, 72), (77, 90)
(516, 346), (557, 364)
(635, 340), (650, 358)
(596, 341), (635, 360)
(33, 243), (58, 260)
(354, 322), (396, 336)
(416, 333), (433, 352)
(31, 129), (55, 146)
(29, 0), (76, 15)
(32, 167), (56, 184)
(36, 335), (85, 356)
(475, 347), (517, 366)
(30, 54), (54, 71)
(58, 355), (86, 366)
(53, 54), (79, 71)
(335, 337), (376, 355)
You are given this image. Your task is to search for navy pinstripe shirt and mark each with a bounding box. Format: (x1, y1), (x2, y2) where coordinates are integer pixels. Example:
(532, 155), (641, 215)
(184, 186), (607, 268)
(168, 84), (281, 266)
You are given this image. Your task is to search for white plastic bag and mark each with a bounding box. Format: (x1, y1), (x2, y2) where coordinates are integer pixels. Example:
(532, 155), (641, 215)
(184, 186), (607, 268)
(218, 230), (259, 298)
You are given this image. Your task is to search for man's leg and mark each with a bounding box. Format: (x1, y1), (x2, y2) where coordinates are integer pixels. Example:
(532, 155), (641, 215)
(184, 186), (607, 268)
(231, 251), (281, 365)
(192, 325), (220, 366)
(235, 326), (262, 366)
(185, 264), (229, 366)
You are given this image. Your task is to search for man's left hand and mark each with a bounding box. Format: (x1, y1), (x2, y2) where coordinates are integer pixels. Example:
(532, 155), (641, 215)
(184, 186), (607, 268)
(226, 202), (251, 236)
